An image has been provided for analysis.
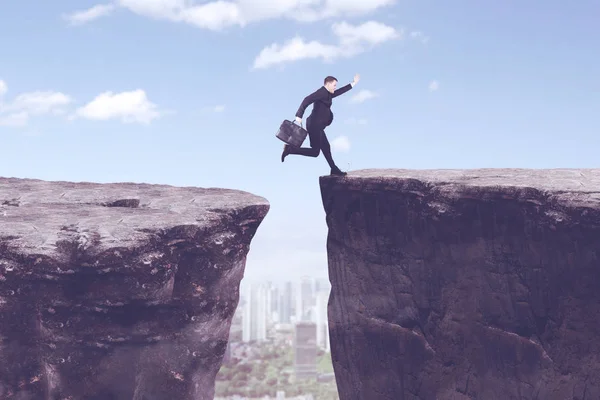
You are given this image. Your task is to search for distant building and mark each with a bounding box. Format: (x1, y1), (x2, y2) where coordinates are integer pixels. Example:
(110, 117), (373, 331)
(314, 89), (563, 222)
(315, 277), (330, 293)
(270, 283), (280, 323)
(293, 321), (318, 380)
(279, 281), (293, 323)
(242, 282), (268, 342)
(296, 276), (315, 322)
(314, 290), (330, 352)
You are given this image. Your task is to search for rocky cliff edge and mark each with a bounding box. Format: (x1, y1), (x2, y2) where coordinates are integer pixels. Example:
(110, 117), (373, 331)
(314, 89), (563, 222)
(320, 169), (600, 400)
(0, 177), (269, 400)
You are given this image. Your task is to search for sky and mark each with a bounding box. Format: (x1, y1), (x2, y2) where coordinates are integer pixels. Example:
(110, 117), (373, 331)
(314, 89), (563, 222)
(0, 0), (599, 285)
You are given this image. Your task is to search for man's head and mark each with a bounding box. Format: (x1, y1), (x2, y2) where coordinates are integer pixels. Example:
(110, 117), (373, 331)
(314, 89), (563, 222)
(324, 76), (337, 93)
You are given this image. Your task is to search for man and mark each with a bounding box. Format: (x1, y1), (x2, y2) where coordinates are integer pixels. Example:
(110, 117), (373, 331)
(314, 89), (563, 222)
(281, 74), (360, 176)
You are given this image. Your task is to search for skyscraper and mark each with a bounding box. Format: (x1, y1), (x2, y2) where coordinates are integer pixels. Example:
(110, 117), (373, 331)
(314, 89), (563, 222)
(279, 281), (293, 323)
(293, 321), (318, 380)
(297, 276), (315, 321)
(265, 281), (273, 326)
(242, 282), (268, 342)
(314, 289), (330, 351)
(270, 283), (280, 323)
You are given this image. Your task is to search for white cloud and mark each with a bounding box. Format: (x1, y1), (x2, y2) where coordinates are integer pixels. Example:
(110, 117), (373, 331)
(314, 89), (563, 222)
(331, 135), (351, 152)
(64, 2), (409, 69)
(0, 83), (72, 127)
(68, 0), (397, 30)
(291, 0), (396, 22)
(74, 90), (162, 124)
(333, 20), (400, 47)
(0, 80), (168, 127)
(64, 4), (116, 25)
(253, 20), (401, 69)
(429, 80), (439, 91)
(0, 112), (28, 127)
(410, 30), (429, 44)
(253, 37), (341, 69)
(321, 0), (396, 18)
(349, 89), (377, 103)
(3, 91), (72, 115)
(178, 2), (244, 30)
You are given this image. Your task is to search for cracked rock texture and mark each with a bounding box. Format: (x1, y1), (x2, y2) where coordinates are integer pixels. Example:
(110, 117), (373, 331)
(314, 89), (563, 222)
(0, 177), (269, 400)
(320, 169), (600, 400)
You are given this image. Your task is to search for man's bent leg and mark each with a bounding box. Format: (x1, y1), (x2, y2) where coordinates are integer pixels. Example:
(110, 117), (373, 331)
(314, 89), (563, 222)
(284, 124), (321, 157)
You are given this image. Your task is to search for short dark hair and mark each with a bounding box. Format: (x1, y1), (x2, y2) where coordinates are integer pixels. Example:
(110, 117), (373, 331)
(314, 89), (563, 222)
(324, 76), (337, 85)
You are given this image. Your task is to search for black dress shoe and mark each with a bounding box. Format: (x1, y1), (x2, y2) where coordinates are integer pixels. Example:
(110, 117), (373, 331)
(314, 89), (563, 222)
(330, 167), (347, 176)
(281, 144), (290, 162)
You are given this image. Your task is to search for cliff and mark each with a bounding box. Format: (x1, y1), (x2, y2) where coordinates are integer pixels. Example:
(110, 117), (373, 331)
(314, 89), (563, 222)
(0, 177), (269, 400)
(320, 169), (600, 400)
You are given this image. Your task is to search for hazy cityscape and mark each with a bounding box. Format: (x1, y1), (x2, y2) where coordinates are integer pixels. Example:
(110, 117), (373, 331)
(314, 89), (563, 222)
(214, 277), (338, 399)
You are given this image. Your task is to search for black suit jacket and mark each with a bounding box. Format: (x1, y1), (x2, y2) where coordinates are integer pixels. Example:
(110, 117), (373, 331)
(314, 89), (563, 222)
(295, 84), (353, 127)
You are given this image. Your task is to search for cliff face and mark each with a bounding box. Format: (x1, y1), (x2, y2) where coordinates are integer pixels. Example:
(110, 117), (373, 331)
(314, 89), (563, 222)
(320, 169), (600, 400)
(0, 177), (268, 400)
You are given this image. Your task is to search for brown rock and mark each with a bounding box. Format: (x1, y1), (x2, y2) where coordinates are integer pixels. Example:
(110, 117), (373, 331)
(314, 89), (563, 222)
(320, 169), (600, 400)
(0, 177), (269, 400)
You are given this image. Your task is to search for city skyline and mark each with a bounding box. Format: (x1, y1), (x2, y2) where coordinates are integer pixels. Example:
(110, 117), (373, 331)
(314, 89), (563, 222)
(238, 277), (331, 350)
(220, 276), (336, 398)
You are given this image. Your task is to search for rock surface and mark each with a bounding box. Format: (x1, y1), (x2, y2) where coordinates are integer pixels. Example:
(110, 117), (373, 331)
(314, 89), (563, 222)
(0, 177), (269, 400)
(320, 169), (600, 400)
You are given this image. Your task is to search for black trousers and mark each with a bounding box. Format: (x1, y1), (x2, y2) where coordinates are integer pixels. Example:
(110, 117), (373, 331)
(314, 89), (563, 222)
(286, 118), (336, 169)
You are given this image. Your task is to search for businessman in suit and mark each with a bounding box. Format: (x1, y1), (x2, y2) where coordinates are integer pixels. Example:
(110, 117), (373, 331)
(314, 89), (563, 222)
(281, 74), (360, 176)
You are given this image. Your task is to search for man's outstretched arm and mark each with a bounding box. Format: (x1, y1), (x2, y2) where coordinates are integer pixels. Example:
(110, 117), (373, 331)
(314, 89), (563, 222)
(332, 73), (360, 98)
(332, 83), (353, 98)
(295, 88), (326, 119)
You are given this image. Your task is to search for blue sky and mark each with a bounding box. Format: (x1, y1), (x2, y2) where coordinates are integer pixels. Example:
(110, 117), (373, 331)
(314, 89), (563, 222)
(0, 0), (598, 284)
